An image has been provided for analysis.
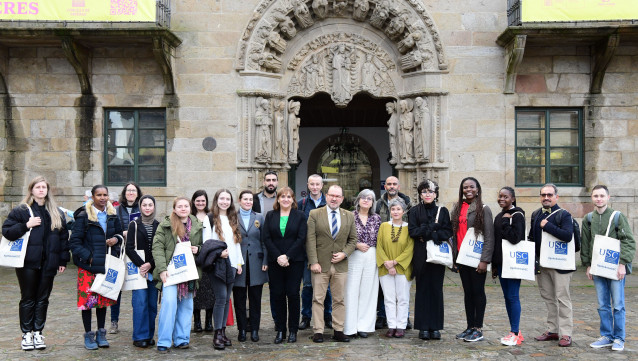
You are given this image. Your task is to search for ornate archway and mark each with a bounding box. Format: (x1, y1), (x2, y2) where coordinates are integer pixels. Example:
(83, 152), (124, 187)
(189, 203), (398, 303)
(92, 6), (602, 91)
(235, 0), (451, 195)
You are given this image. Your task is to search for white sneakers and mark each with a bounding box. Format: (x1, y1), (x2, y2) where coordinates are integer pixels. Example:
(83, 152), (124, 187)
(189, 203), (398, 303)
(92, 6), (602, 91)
(21, 332), (34, 351)
(500, 331), (524, 346)
(33, 331), (46, 349)
(21, 331), (46, 351)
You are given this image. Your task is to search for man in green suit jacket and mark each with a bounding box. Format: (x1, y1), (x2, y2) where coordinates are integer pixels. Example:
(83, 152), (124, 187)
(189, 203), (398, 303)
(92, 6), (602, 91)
(306, 185), (357, 343)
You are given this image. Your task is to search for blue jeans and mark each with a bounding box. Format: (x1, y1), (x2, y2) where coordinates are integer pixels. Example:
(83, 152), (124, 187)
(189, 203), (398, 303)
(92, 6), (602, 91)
(157, 285), (193, 348)
(110, 292), (122, 322)
(498, 268), (521, 333)
(301, 261), (332, 320)
(131, 280), (158, 341)
(593, 275), (625, 342)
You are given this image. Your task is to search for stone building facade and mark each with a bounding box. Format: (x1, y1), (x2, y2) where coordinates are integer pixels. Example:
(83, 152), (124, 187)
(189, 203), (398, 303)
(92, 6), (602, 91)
(0, 0), (636, 233)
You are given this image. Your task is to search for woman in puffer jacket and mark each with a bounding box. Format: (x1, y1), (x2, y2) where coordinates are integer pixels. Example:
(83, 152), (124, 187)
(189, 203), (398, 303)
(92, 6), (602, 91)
(68, 184), (124, 350)
(2, 176), (70, 351)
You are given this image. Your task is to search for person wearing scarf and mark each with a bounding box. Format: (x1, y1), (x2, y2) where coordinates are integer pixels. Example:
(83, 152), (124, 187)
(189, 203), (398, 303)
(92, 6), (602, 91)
(152, 197), (203, 352)
(125, 195), (160, 348)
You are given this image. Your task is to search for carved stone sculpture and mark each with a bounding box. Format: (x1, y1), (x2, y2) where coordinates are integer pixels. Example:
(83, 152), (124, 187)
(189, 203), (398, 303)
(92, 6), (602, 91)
(386, 101), (399, 164)
(312, 0), (329, 19)
(360, 53), (378, 92)
(400, 49), (432, 71)
(293, 0), (314, 28)
(327, 43), (353, 106)
(399, 99), (414, 162)
(385, 14), (407, 40)
(302, 53), (325, 93)
(353, 0), (370, 21)
(257, 53), (282, 72)
(397, 31), (421, 54)
(255, 98), (273, 162)
(370, 0), (390, 29)
(288, 100), (301, 163)
(274, 100), (288, 162)
(258, 28), (287, 54)
(413, 97), (431, 162)
(333, 0), (348, 15)
(272, 10), (297, 39)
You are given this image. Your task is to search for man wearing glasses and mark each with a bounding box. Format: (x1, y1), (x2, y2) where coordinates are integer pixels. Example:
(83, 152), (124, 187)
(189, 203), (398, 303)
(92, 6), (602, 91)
(306, 185), (357, 343)
(529, 183), (575, 347)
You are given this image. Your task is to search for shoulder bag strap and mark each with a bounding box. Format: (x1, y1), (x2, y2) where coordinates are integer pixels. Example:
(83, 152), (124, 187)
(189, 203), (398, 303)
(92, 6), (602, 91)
(434, 206), (441, 223)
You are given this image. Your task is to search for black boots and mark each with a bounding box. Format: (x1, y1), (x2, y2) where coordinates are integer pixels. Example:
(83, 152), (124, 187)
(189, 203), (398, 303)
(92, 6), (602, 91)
(213, 329), (225, 350)
(204, 309), (213, 332)
(193, 310), (203, 333)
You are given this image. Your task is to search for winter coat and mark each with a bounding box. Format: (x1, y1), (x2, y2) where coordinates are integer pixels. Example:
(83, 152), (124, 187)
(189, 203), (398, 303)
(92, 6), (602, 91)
(68, 200), (124, 275)
(234, 210), (268, 287)
(196, 239), (235, 285)
(2, 203), (70, 277)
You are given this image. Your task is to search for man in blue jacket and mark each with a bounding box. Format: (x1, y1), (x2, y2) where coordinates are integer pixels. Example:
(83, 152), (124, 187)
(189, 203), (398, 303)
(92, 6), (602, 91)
(529, 183), (574, 347)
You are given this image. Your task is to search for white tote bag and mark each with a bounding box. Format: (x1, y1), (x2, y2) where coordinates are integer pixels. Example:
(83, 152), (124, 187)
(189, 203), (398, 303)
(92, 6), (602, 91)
(90, 246), (126, 300)
(164, 240), (199, 287)
(426, 207), (454, 268)
(456, 228), (491, 271)
(122, 222), (148, 291)
(590, 211), (621, 280)
(0, 206), (34, 268)
(539, 210), (576, 271)
(501, 212), (535, 281)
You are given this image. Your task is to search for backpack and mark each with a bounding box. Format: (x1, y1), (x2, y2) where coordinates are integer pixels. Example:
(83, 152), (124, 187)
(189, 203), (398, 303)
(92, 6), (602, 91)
(531, 208), (581, 252)
(585, 211), (620, 235)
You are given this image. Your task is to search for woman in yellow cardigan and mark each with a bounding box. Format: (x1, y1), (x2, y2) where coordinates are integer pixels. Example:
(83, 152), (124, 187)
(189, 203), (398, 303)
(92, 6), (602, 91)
(377, 198), (413, 338)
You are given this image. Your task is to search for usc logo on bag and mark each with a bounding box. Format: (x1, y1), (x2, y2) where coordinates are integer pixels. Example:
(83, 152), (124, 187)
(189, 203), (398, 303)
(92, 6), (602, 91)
(127, 262), (138, 275)
(439, 243), (450, 254)
(10, 239), (23, 252)
(548, 241), (568, 255)
(105, 269), (119, 284)
(509, 251), (529, 265)
(601, 249), (620, 265)
(468, 239), (483, 253)
(173, 254), (187, 269)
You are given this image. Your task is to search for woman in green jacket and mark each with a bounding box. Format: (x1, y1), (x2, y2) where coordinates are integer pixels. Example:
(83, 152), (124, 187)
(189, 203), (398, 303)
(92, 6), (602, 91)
(152, 197), (202, 352)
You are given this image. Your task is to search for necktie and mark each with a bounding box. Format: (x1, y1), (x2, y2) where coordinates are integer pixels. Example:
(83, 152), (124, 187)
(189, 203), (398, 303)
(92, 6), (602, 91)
(331, 210), (338, 239)
(543, 208), (551, 214)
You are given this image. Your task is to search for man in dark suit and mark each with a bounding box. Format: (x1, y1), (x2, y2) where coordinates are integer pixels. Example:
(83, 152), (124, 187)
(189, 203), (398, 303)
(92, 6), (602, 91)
(306, 185), (357, 343)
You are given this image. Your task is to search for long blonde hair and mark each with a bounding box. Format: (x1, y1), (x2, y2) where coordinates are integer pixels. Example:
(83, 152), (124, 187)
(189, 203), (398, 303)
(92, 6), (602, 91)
(170, 197), (191, 238)
(21, 176), (63, 230)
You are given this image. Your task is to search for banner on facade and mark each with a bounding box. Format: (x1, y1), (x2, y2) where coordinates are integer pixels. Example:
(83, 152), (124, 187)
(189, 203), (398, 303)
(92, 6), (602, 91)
(522, 0), (638, 22)
(0, 0), (156, 22)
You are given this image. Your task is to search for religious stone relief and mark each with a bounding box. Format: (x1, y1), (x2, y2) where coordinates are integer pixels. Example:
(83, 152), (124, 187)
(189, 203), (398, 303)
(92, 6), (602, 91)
(254, 97), (273, 163)
(352, 0), (370, 21)
(333, 0), (348, 15)
(288, 100), (301, 163)
(400, 48), (434, 71)
(385, 101), (399, 165)
(272, 8), (297, 39)
(370, 0), (391, 29)
(274, 100), (288, 163)
(385, 13), (408, 40)
(327, 43), (354, 106)
(399, 99), (415, 163)
(293, 0), (314, 28)
(259, 28), (287, 54)
(413, 96), (431, 162)
(397, 31), (421, 54)
(312, 0), (329, 19)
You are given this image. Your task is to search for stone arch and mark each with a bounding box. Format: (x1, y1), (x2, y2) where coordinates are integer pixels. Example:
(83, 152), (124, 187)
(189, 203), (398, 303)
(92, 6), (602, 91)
(236, 0), (448, 74)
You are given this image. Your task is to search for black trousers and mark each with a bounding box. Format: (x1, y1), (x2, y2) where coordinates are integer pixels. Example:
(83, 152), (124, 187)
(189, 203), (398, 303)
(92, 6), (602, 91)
(268, 261), (304, 333)
(233, 284), (263, 332)
(414, 262), (446, 331)
(15, 267), (55, 333)
(458, 264), (487, 329)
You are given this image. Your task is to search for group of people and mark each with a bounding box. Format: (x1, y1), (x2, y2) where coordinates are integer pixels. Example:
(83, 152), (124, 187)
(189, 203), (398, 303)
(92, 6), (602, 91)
(1, 173), (634, 353)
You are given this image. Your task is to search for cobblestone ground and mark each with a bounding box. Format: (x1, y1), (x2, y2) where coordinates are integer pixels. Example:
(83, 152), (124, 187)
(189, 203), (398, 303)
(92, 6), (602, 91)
(0, 266), (635, 360)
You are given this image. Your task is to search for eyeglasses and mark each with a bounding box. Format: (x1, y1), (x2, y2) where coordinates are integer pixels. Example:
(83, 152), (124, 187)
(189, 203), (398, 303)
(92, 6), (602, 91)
(540, 193), (555, 198)
(327, 194), (343, 199)
(361, 196), (373, 201)
(126, 189), (138, 193)
(421, 190), (436, 195)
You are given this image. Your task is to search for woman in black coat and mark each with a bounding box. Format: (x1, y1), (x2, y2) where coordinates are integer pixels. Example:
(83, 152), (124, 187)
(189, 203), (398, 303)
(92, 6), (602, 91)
(408, 179), (453, 341)
(2, 176), (69, 351)
(233, 190), (268, 342)
(68, 184), (124, 350)
(262, 187), (307, 344)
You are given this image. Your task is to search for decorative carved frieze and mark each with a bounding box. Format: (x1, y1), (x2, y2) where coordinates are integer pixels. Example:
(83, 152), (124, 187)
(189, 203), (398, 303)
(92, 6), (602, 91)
(352, 0), (370, 21)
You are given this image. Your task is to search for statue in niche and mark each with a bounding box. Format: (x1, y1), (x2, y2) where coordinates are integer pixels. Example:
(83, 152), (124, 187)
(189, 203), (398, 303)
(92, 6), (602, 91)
(293, 0), (314, 28)
(370, 0), (390, 29)
(399, 99), (414, 162)
(259, 28), (287, 54)
(302, 54), (325, 93)
(288, 100), (301, 163)
(327, 43), (354, 105)
(333, 0), (348, 15)
(360, 53), (378, 92)
(353, 0), (370, 21)
(274, 100), (288, 162)
(254, 97), (273, 162)
(312, 0), (329, 19)
(385, 101), (399, 164)
(385, 14), (407, 40)
(400, 49), (430, 71)
(413, 97), (431, 162)
(397, 31), (421, 54)
(257, 53), (282, 72)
